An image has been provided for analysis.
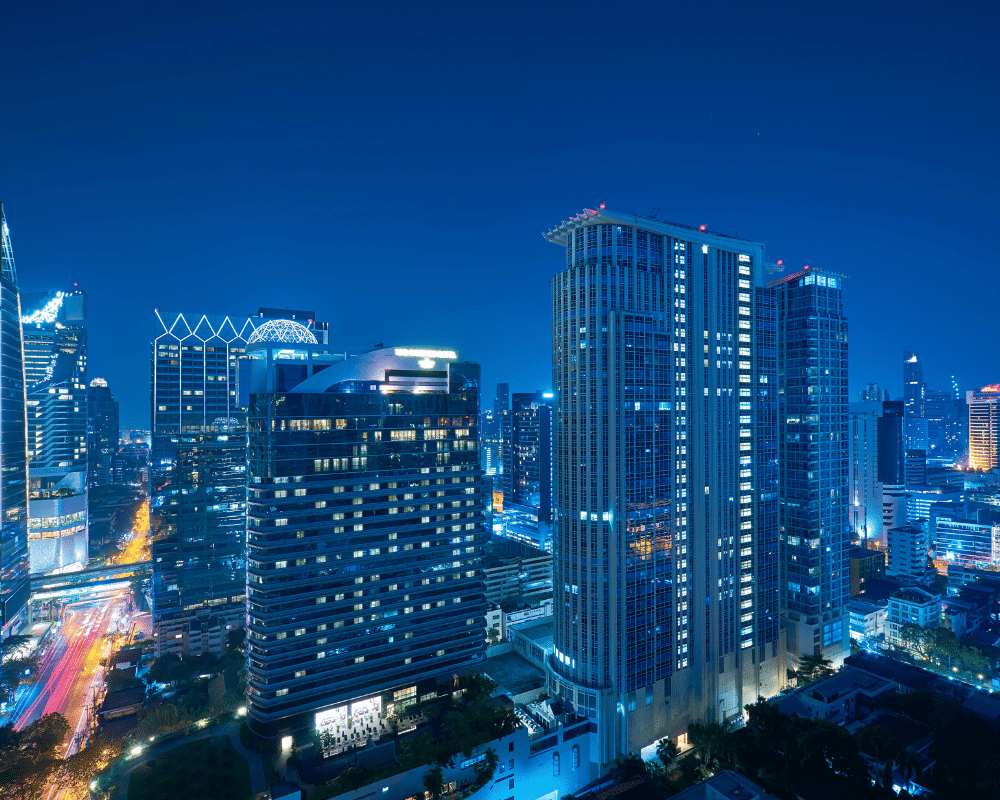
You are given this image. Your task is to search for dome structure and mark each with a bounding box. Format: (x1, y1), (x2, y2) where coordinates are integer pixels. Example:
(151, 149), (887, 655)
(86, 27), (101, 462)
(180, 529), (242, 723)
(247, 319), (318, 345)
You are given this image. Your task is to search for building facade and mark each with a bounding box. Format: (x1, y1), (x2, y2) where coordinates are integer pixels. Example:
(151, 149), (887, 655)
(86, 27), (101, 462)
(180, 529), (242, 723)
(849, 402), (883, 545)
(771, 267), (850, 667)
(886, 524), (929, 578)
(0, 205), (30, 636)
(150, 309), (328, 656)
(903, 351), (925, 420)
(968, 386), (1000, 472)
(87, 378), (119, 488)
(244, 339), (487, 742)
(543, 208), (784, 766)
(878, 401), (906, 543)
(502, 391), (553, 523)
(21, 289), (89, 574)
(887, 587), (940, 649)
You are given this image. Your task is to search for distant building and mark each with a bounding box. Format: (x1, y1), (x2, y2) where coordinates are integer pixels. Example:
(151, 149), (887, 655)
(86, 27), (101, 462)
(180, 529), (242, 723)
(494, 382), (509, 416)
(113, 443), (149, 486)
(21, 288), (89, 574)
(968, 386), (1000, 471)
(0, 205), (30, 636)
(849, 547), (886, 596)
(849, 402), (883, 544)
(886, 525), (930, 578)
(935, 514), (1000, 569)
(483, 538), (552, 609)
(860, 383), (890, 403)
(501, 391), (552, 524)
(903, 350), (925, 420)
(150, 308), (328, 656)
(878, 401), (907, 543)
(904, 449), (927, 487)
(847, 599), (888, 643)
(87, 378), (119, 488)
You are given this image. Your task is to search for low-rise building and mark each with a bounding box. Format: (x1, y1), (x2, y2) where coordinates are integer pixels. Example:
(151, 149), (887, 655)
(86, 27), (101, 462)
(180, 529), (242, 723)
(887, 587), (941, 649)
(849, 547), (886, 597)
(847, 598), (887, 643)
(773, 666), (897, 726)
(887, 524), (930, 578)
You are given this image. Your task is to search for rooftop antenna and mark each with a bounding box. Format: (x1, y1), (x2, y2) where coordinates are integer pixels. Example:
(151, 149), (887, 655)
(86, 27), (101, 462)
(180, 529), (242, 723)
(649, 208), (660, 218)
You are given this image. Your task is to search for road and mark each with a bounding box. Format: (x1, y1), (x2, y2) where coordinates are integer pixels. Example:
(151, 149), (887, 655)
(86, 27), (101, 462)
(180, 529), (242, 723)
(11, 596), (128, 756)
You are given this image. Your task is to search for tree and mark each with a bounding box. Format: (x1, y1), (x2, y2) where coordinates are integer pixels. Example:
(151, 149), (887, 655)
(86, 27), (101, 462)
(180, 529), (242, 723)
(610, 753), (648, 784)
(0, 635), (40, 704)
(146, 652), (193, 686)
(796, 653), (835, 682)
(57, 735), (123, 796)
(474, 747), (499, 784)
(422, 764), (444, 800)
(0, 713), (70, 800)
(656, 736), (679, 764)
(688, 721), (734, 772)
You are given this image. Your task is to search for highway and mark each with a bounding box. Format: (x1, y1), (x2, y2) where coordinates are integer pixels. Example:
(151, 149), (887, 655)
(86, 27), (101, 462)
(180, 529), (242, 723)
(10, 596), (128, 756)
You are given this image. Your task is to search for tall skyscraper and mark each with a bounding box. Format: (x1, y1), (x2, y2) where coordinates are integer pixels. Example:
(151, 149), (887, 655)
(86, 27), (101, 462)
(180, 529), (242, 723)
(494, 382), (510, 416)
(244, 338), (486, 743)
(771, 267), (850, 666)
(150, 309), (328, 656)
(87, 378), (120, 487)
(878, 401), (906, 542)
(849, 402), (883, 544)
(21, 289), (89, 574)
(502, 391), (553, 523)
(968, 386), (1000, 472)
(903, 350), (925, 419)
(860, 383), (890, 403)
(0, 206), (31, 636)
(544, 209), (783, 766)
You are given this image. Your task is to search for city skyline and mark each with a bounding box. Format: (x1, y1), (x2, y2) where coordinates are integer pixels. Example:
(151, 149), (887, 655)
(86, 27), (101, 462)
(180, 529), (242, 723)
(4, 3), (1000, 427)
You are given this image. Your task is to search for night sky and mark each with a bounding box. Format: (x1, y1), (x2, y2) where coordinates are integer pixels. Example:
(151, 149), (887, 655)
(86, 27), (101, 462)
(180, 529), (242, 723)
(3, 2), (997, 428)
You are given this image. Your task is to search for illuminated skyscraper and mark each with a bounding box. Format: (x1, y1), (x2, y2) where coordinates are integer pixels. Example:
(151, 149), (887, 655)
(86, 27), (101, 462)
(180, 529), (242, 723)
(150, 309), (328, 656)
(22, 289), (89, 573)
(0, 205), (31, 636)
(903, 350), (925, 419)
(502, 391), (553, 522)
(87, 377), (119, 487)
(771, 267), (850, 667)
(849, 402), (883, 544)
(968, 386), (1000, 472)
(544, 209), (784, 766)
(244, 339), (485, 743)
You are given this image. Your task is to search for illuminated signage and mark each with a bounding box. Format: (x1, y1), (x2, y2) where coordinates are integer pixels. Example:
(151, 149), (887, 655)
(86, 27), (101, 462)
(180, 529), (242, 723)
(394, 348), (457, 360)
(21, 292), (64, 325)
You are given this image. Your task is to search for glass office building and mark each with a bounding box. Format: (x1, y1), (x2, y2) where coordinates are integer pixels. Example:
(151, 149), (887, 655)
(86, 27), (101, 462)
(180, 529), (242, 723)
(0, 206), (30, 636)
(87, 377), (119, 488)
(770, 267), (850, 666)
(544, 209), (784, 766)
(22, 289), (89, 574)
(244, 337), (486, 743)
(150, 309), (328, 656)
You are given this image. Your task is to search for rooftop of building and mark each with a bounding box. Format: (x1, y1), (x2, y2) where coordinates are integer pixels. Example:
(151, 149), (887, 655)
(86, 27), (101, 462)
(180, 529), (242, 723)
(846, 597), (887, 613)
(511, 619), (554, 650)
(481, 651), (546, 698)
(669, 770), (779, 800)
(891, 586), (941, 605)
(857, 709), (933, 753)
(849, 547), (885, 561)
(542, 207), (764, 248)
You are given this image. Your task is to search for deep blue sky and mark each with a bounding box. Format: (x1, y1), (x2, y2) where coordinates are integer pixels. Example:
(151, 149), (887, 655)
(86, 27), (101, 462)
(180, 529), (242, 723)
(3, 1), (997, 428)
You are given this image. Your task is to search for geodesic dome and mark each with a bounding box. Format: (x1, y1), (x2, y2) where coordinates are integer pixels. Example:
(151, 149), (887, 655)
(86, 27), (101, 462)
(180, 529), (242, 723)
(247, 319), (318, 345)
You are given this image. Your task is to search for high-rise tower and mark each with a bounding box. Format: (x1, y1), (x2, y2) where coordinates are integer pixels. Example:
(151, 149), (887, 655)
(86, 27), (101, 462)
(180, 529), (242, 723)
(87, 378), (120, 487)
(903, 351), (925, 419)
(22, 289), (89, 573)
(244, 338), (486, 743)
(150, 308), (328, 656)
(770, 267), (850, 667)
(544, 209), (784, 766)
(968, 386), (1000, 472)
(0, 205), (31, 635)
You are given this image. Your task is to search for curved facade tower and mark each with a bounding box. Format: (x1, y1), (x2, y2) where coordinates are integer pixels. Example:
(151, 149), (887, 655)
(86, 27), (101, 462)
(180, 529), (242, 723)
(544, 209), (785, 766)
(0, 205), (31, 636)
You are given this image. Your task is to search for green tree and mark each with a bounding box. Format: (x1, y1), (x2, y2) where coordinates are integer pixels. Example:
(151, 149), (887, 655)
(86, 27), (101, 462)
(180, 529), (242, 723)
(688, 721), (734, 772)
(57, 735), (123, 796)
(474, 747), (499, 784)
(656, 735), (680, 764)
(795, 653), (835, 681)
(422, 764), (444, 800)
(0, 713), (70, 800)
(146, 652), (194, 686)
(610, 753), (648, 784)
(0, 635), (40, 704)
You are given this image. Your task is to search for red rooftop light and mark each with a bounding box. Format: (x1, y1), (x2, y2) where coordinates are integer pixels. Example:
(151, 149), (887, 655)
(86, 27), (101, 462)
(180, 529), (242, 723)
(599, 203), (606, 210)
(699, 224), (707, 231)
(776, 260), (783, 266)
